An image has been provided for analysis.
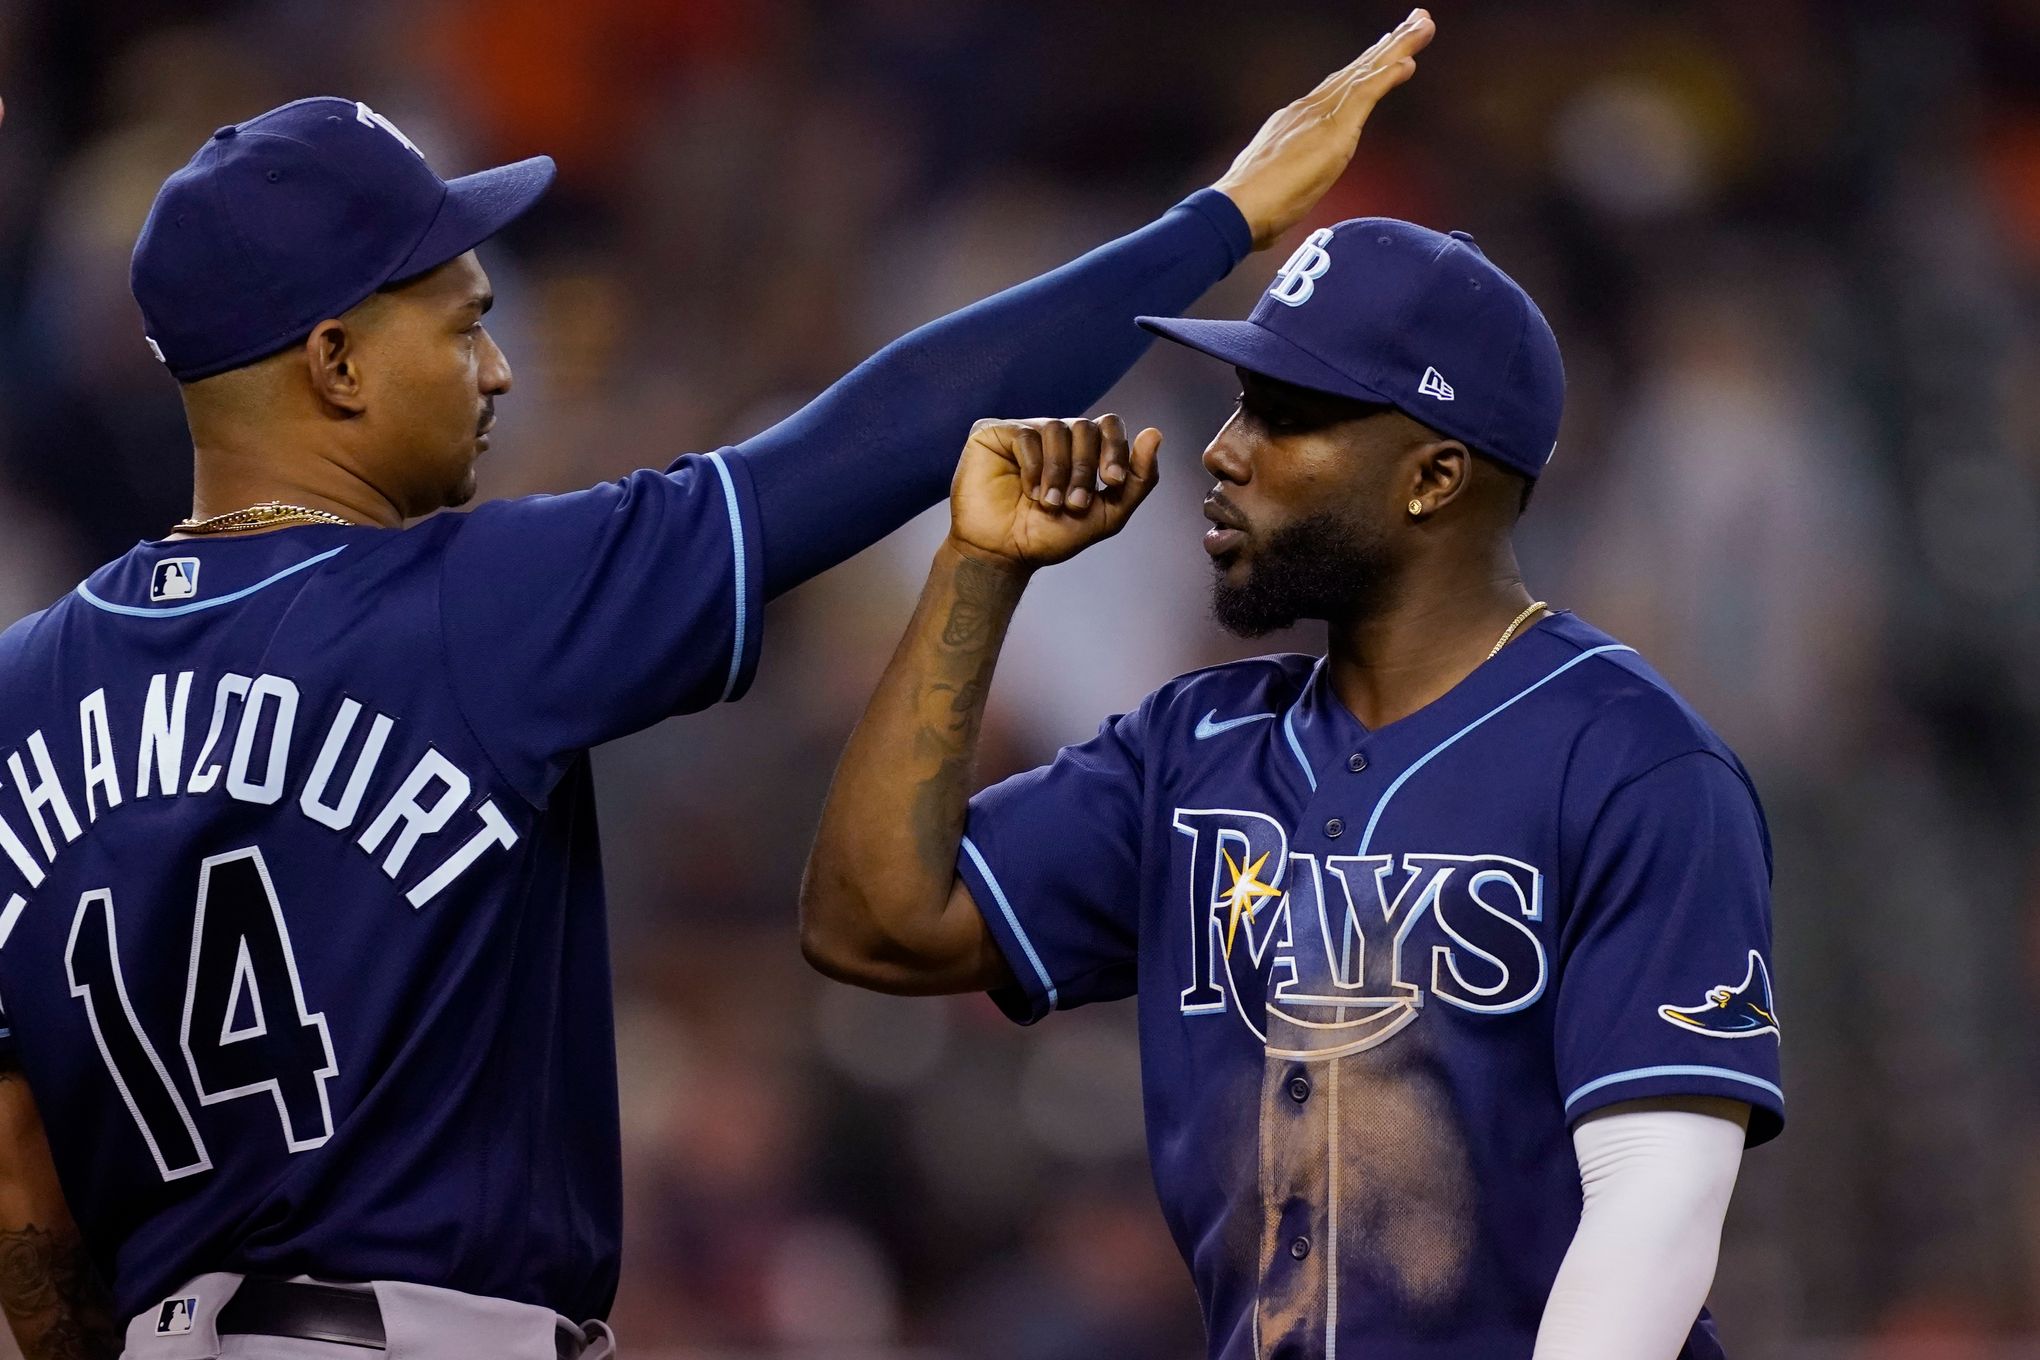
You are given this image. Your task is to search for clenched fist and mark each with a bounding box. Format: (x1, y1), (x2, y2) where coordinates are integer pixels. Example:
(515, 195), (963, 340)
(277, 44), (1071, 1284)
(948, 416), (1162, 570)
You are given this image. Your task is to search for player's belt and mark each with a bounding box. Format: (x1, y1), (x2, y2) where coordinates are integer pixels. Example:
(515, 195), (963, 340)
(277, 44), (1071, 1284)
(217, 1277), (590, 1358)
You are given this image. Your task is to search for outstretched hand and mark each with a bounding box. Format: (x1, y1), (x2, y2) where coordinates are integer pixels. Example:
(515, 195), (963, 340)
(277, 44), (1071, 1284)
(949, 416), (1162, 570)
(1213, 8), (1435, 250)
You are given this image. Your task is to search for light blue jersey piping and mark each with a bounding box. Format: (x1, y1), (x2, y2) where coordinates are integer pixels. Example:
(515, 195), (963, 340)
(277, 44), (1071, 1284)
(961, 836), (1058, 1010)
(705, 452), (748, 702)
(75, 546), (348, 618)
(1357, 644), (1636, 854)
(1565, 1064), (1783, 1112)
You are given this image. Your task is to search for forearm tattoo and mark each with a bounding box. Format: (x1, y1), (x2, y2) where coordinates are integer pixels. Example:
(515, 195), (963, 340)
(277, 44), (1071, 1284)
(0, 1222), (119, 1360)
(909, 555), (1018, 873)
(939, 557), (1004, 648)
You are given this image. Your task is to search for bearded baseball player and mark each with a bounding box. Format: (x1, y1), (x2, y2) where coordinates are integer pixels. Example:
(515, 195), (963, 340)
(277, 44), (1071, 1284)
(799, 223), (1783, 1354)
(0, 14), (1435, 1359)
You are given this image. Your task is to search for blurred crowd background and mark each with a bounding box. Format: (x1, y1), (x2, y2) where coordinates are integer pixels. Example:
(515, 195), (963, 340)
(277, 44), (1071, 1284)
(4, 0), (2040, 1356)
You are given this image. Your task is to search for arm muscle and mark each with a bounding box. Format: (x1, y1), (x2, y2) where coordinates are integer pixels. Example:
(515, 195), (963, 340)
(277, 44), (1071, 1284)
(0, 1070), (119, 1360)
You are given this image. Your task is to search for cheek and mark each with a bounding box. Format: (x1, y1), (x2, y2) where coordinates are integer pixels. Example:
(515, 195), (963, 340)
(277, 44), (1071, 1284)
(415, 345), (481, 433)
(1254, 438), (1350, 510)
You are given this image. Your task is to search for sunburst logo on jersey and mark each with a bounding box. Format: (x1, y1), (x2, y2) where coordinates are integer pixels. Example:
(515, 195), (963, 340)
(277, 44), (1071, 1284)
(1219, 847), (1283, 956)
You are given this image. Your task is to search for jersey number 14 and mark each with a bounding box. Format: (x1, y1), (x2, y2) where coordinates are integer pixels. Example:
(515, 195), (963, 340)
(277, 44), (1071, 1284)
(64, 847), (337, 1181)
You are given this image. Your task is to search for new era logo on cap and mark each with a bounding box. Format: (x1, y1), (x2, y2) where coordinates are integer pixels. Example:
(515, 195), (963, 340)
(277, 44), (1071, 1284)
(1418, 366), (1455, 401)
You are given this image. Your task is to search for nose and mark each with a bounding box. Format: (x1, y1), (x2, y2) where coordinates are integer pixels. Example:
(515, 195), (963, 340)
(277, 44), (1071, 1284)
(1202, 409), (1251, 484)
(479, 327), (513, 397)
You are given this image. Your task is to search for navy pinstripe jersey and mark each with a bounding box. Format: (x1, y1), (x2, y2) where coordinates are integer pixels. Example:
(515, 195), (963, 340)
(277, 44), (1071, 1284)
(957, 611), (1781, 1360)
(0, 451), (760, 1323)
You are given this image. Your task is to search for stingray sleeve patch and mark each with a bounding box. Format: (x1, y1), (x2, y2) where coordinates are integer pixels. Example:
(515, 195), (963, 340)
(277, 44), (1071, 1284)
(1657, 951), (1779, 1040)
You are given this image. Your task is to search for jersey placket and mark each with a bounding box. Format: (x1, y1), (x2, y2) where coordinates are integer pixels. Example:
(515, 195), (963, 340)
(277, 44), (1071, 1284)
(1253, 677), (1378, 1360)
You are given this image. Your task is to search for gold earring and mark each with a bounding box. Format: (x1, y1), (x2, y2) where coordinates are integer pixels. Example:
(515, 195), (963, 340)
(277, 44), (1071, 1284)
(1408, 499), (1424, 517)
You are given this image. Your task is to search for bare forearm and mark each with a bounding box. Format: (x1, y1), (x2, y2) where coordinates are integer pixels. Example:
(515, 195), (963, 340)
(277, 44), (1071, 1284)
(801, 541), (1027, 986)
(0, 1075), (118, 1360)
(0, 1223), (119, 1360)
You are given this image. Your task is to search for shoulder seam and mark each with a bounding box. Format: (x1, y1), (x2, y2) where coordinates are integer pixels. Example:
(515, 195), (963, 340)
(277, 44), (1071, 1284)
(1598, 747), (1752, 810)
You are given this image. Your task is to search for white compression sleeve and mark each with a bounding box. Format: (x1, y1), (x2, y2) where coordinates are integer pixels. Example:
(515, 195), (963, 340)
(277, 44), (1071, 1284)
(1531, 1099), (1749, 1360)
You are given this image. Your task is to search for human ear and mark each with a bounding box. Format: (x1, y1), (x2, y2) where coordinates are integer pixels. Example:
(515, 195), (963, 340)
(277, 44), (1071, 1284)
(303, 318), (367, 415)
(1403, 440), (1470, 518)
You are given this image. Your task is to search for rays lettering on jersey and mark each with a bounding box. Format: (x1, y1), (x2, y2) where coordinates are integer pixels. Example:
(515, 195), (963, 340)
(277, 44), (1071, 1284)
(1173, 808), (1545, 1059)
(0, 671), (519, 937)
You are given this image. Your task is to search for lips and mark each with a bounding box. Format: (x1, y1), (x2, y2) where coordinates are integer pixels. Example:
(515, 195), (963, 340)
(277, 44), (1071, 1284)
(1203, 492), (1247, 558)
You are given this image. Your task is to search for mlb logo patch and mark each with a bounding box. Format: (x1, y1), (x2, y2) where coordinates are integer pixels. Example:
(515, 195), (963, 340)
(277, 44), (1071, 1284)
(155, 1296), (198, 1335)
(150, 557), (200, 603)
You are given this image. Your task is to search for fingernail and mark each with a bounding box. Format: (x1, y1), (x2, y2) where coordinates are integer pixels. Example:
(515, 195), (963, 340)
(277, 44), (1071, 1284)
(1104, 465), (1127, 484)
(1045, 488), (1063, 507)
(1070, 488), (1091, 509)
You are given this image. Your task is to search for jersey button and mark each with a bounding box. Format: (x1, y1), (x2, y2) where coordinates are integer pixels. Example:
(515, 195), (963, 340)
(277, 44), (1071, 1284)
(1324, 817), (1344, 838)
(1288, 1076), (1310, 1103)
(1348, 753), (1367, 773)
(1289, 1236), (1311, 1260)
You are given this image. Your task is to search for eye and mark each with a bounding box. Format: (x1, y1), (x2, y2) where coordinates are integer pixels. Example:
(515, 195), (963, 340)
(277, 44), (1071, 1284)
(1244, 400), (1296, 433)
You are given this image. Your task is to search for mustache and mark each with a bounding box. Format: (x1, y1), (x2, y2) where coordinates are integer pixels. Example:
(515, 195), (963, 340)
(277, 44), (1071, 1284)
(1203, 490), (1250, 532)
(477, 403), (495, 436)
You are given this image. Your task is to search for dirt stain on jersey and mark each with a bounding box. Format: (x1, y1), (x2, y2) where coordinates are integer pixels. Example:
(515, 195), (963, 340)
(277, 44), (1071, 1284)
(1250, 1043), (1476, 1352)
(1330, 1049), (1476, 1309)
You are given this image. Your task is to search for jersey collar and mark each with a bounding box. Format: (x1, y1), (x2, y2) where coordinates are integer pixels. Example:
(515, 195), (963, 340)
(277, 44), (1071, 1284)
(1278, 611), (1621, 796)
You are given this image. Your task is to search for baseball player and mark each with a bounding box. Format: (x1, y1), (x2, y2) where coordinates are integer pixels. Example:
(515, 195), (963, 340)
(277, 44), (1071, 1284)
(0, 15), (1436, 1360)
(799, 221), (1783, 1356)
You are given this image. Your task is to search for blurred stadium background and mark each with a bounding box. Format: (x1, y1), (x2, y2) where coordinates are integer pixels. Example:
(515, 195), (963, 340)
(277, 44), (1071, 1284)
(4, 0), (2040, 1356)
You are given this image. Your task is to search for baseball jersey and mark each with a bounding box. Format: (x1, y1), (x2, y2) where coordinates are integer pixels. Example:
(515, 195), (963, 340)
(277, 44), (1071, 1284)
(0, 451), (760, 1322)
(957, 611), (1782, 1360)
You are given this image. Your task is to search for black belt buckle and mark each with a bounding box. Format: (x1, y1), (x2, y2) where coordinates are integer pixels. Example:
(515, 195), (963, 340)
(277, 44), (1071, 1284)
(216, 1278), (586, 1358)
(217, 1279), (384, 1350)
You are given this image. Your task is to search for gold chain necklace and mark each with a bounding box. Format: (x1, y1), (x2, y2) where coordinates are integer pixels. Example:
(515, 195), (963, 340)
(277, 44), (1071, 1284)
(1486, 600), (1550, 660)
(171, 502), (355, 536)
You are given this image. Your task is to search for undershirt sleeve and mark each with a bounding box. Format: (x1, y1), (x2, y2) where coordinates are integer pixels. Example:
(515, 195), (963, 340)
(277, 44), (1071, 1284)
(732, 190), (1252, 598)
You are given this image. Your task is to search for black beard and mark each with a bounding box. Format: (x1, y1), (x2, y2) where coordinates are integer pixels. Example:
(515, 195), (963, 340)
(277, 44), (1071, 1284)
(1210, 510), (1400, 637)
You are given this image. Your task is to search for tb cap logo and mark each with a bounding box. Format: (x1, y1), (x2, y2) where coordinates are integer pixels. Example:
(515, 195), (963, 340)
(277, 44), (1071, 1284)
(354, 101), (423, 159)
(1268, 227), (1335, 307)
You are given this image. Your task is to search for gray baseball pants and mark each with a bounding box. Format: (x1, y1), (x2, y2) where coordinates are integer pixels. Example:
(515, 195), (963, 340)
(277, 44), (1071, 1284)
(121, 1273), (618, 1360)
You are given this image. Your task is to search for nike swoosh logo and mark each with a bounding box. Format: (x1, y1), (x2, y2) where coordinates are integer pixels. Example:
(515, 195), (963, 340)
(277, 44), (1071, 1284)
(1194, 709), (1278, 740)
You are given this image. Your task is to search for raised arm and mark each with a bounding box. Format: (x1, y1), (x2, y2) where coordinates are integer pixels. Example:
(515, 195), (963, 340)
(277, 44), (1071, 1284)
(799, 417), (1162, 993)
(0, 1067), (119, 1360)
(739, 10), (1434, 598)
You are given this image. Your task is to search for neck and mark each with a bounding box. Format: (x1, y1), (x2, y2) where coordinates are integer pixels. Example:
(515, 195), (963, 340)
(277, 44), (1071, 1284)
(1323, 542), (1536, 730)
(187, 434), (405, 531)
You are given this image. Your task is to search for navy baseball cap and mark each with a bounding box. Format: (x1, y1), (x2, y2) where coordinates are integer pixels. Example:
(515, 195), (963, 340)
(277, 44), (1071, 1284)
(1139, 219), (1564, 479)
(132, 97), (556, 382)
